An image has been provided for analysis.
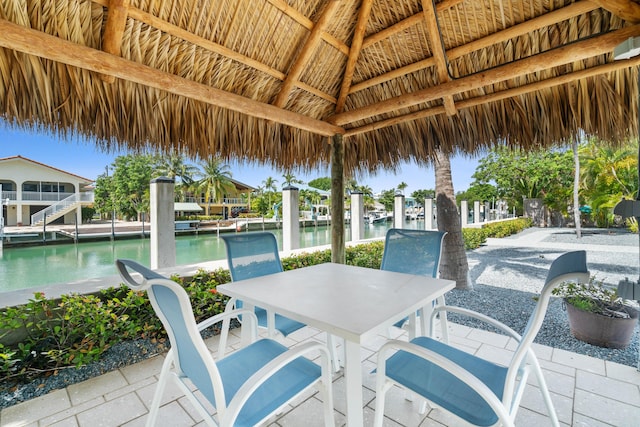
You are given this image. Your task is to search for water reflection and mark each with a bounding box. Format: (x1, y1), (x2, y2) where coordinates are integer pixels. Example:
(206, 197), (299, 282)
(0, 221), (425, 292)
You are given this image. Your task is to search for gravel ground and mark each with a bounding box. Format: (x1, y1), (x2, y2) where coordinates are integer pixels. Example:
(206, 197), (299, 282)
(450, 227), (639, 368)
(2, 227), (639, 409)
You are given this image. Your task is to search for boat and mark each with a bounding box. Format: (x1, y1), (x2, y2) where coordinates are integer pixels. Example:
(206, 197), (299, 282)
(368, 211), (391, 224)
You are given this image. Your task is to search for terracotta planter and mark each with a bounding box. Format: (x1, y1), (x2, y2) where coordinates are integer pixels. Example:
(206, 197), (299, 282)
(565, 300), (639, 349)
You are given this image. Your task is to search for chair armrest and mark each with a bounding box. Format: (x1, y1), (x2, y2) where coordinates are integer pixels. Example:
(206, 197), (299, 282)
(377, 339), (514, 427)
(222, 341), (331, 425)
(196, 308), (258, 334)
(431, 305), (522, 342)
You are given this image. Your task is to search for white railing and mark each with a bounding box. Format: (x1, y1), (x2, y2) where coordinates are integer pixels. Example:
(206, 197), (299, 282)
(31, 192), (94, 225)
(22, 191), (75, 201)
(179, 196), (247, 205)
(0, 191), (17, 201)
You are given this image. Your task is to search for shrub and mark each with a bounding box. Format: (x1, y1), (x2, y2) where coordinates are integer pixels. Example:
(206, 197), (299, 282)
(461, 228), (488, 250)
(482, 218), (532, 238)
(461, 218), (532, 249)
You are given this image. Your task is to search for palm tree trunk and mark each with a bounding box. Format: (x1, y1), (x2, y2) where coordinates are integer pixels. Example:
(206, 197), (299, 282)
(573, 139), (582, 238)
(435, 150), (471, 290)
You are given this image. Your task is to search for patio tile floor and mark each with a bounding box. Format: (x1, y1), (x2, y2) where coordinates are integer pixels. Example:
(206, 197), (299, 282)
(2, 321), (639, 427)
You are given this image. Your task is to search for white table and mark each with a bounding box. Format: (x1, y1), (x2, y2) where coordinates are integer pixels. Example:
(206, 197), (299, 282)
(217, 262), (455, 426)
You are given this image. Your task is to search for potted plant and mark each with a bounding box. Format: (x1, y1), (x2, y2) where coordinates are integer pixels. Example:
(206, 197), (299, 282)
(553, 277), (639, 348)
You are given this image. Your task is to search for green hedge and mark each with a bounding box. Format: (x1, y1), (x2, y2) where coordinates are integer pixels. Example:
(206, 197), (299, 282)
(461, 218), (532, 250)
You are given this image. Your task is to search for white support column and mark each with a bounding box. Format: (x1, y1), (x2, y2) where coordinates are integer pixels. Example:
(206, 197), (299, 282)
(76, 206), (82, 226)
(16, 181), (23, 225)
(474, 200), (481, 224)
(150, 177), (175, 269)
(350, 191), (364, 242)
(461, 200), (469, 227)
(394, 194), (405, 228)
(282, 186), (299, 252)
(424, 198), (434, 230)
(485, 201), (491, 222)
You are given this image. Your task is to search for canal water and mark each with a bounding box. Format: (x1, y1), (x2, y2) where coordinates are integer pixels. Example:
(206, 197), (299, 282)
(0, 221), (426, 292)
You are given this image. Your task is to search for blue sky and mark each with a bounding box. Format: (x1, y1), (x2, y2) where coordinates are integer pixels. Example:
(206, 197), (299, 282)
(0, 124), (479, 194)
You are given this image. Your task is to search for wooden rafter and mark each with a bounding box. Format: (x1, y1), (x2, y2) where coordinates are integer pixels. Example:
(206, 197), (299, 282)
(335, 0), (373, 114)
(0, 19), (344, 137)
(361, 0), (465, 49)
(350, 0), (599, 95)
(273, 0), (341, 108)
(93, 0), (337, 104)
(421, 0), (456, 115)
(100, 0), (129, 83)
(266, 0), (349, 55)
(589, 0), (640, 23)
(344, 55), (640, 137)
(330, 24), (640, 126)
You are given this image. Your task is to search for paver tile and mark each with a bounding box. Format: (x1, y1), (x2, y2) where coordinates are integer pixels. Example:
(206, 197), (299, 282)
(76, 393), (147, 427)
(576, 370), (640, 406)
(552, 348), (606, 375)
(574, 388), (640, 427)
(1, 389), (70, 425)
(67, 371), (128, 405)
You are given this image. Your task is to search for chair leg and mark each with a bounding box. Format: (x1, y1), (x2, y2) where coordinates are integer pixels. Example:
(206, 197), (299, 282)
(530, 355), (560, 427)
(327, 334), (343, 372)
(373, 380), (392, 427)
(218, 302), (236, 357)
(318, 352), (336, 427)
(146, 352), (174, 427)
(436, 295), (449, 343)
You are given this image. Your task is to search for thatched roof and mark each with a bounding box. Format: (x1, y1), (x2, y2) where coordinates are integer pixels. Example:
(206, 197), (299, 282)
(1, 0), (640, 175)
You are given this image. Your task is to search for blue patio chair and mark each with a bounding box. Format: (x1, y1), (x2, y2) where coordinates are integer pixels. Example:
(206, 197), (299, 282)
(220, 232), (341, 371)
(374, 250), (590, 427)
(220, 232), (306, 338)
(116, 259), (335, 427)
(380, 228), (447, 339)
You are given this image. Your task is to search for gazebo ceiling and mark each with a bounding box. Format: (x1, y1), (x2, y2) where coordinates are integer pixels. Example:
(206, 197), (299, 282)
(1, 0), (640, 174)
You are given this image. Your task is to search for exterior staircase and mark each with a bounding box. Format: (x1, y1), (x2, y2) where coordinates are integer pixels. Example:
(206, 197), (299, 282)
(31, 192), (94, 226)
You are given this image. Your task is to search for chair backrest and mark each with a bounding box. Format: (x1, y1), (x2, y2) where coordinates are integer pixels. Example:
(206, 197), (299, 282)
(221, 232), (283, 281)
(115, 259), (223, 409)
(380, 229), (447, 278)
(505, 250), (589, 402)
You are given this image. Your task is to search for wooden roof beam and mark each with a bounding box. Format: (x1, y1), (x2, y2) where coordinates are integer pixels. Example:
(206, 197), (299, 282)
(93, 0), (337, 104)
(421, 0), (456, 116)
(351, 0), (599, 94)
(335, 0), (373, 114)
(100, 0), (129, 83)
(589, 0), (640, 24)
(0, 19), (344, 137)
(345, 55), (640, 137)
(273, 0), (341, 108)
(331, 24), (640, 126)
(362, 0), (464, 49)
(266, 0), (349, 55)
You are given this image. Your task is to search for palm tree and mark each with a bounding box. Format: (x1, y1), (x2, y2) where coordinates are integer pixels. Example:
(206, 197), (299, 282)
(345, 178), (358, 194)
(282, 172), (304, 187)
(262, 176), (278, 208)
(155, 152), (199, 202)
(197, 157), (235, 215)
(355, 184), (375, 213)
(397, 181), (408, 195)
(435, 150), (470, 290)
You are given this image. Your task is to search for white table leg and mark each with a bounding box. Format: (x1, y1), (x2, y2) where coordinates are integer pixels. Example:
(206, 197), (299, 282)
(344, 340), (363, 426)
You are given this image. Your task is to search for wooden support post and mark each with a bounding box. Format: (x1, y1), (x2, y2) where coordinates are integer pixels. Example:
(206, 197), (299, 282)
(331, 134), (345, 264)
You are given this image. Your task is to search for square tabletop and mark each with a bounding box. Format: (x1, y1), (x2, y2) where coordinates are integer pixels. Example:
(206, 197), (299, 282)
(217, 262), (456, 343)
